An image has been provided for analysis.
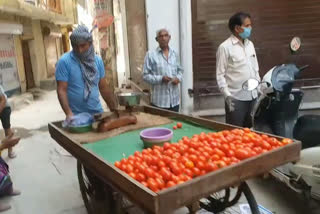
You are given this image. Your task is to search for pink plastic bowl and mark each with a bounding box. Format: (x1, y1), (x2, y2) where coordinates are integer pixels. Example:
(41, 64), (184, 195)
(140, 128), (173, 148)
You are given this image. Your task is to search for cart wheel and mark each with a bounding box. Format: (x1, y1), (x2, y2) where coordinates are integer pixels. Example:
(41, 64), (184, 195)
(200, 182), (260, 214)
(77, 161), (129, 214)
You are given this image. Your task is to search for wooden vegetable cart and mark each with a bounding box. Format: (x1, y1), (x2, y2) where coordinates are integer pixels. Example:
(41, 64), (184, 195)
(48, 106), (301, 214)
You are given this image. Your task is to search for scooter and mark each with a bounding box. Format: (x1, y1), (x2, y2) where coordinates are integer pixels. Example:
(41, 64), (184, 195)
(242, 37), (320, 201)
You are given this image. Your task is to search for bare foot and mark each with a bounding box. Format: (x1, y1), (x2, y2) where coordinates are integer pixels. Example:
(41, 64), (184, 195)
(9, 188), (21, 196)
(2, 137), (20, 150)
(0, 203), (11, 212)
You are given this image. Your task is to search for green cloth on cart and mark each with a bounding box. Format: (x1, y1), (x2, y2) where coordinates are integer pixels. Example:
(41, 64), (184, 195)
(84, 120), (215, 164)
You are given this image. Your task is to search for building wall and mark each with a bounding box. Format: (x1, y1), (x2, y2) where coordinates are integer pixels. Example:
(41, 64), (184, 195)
(126, 0), (148, 90)
(13, 35), (26, 92)
(31, 20), (47, 87)
(145, 0), (180, 52)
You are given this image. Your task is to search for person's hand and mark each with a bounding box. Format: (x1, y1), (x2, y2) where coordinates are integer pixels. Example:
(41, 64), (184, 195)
(66, 113), (74, 122)
(225, 96), (235, 112)
(2, 137), (20, 149)
(171, 78), (180, 85)
(162, 76), (172, 83)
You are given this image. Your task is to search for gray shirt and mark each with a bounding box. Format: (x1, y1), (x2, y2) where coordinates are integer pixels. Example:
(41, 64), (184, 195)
(0, 85), (9, 107)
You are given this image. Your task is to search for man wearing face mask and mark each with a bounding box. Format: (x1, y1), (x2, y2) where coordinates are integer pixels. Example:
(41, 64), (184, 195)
(55, 25), (117, 119)
(216, 12), (260, 127)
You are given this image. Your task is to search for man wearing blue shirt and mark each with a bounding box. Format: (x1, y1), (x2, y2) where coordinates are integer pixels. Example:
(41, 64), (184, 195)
(55, 25), (117, 119)
(143, 29), (183, 112)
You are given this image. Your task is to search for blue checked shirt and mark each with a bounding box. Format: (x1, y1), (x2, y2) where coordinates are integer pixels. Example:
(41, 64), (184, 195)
(143, 47), (183, 108)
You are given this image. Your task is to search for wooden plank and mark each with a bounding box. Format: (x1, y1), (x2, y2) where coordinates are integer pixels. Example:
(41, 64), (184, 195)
(48, 123), (160, 214)
(157, 141), (301, 213)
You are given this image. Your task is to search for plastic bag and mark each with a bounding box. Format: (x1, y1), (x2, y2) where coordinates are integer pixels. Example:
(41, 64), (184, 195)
(62, 112), (94, 128)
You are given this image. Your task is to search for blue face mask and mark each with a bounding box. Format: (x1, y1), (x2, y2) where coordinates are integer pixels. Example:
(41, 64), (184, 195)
(239, 27), (252, 39)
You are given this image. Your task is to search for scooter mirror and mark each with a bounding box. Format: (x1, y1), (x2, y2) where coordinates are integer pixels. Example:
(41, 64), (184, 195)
(242, 78), (260, 91)
(290, 37), (301, 52)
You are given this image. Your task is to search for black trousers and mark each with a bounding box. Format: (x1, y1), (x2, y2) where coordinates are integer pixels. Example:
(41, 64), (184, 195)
(151, 103), (179, 113)
(225, 99), (256, 128)
(0, 106), (11, 130)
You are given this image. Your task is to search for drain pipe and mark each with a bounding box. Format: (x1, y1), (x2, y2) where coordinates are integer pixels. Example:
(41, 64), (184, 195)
(179, 0), (194, 115)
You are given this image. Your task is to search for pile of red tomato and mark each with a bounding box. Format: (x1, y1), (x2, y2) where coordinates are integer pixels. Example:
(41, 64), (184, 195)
(114, 128), (293, 192)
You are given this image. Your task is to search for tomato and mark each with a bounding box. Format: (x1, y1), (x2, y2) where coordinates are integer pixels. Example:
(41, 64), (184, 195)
(160, 168), (172, 181)
(141, 181), (148, 187)
(261, 141), (271, 150)
(126, 164), (134, 173)
(173, 126), (177, 130)
(242, 136), (251, 144)
(226, 150), (235, 158)
(206, 162), (218, 172)
(172, 152), (181, 159)
(121, 158), (128, 165)
(157, 160), (166, 168)
(163, 156), (172, 165)
(128, 160), (135, 166)
(253, 147), (262, 154)
(155, 177), (165, 190)
(177, 122), (183, 128)
(151, 165), (159, 172)
(200, 170), (206, 176)
(210, 154), (220, 161)
(164, 149), (174, 157)
(152, 145), (162, 151)
(166, 181), (176, 188)
(215, 160), (227, 169)
(171, 175), (180, 183)
(163, 142), (171, 150)
(171, 165), (182, 176)
(129, 172), (136, 179)
(151, 156), (159, 165)
(282, 138), (293, 145)
(143, 155), (152, 165)
(147, 178), (159, 192)
(179, 174), (188, 182)
(136, 173), (146, 182)
(192, 167), (201, 177)
(134, 151), (142, 158)
(202, 152), (210, 159)
(189, 154), (198, 162)
(221, 157), (231, 165)
(199, 155), (206, 162)
(184, 168), (194, 177)
(221, 144), (230, 153)
(145, 168), (155, 178)
(243, 128), (251, 133)
(235, 149), (250, 160)
(114, 161), (121, 168)
(128, 155), (135, 161)
(142, 149), (149, 155)
(185, 161), (194, 169)
(120, 164), (127, 172)
(213, 148), (226, 157)
(196, 161), (206, 170)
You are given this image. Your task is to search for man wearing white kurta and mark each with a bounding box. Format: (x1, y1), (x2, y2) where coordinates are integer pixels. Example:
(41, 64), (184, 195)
(216, 12), (260, 127)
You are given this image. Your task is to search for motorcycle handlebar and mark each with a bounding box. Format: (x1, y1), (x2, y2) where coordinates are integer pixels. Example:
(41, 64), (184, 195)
(299, 65), (309, 71)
